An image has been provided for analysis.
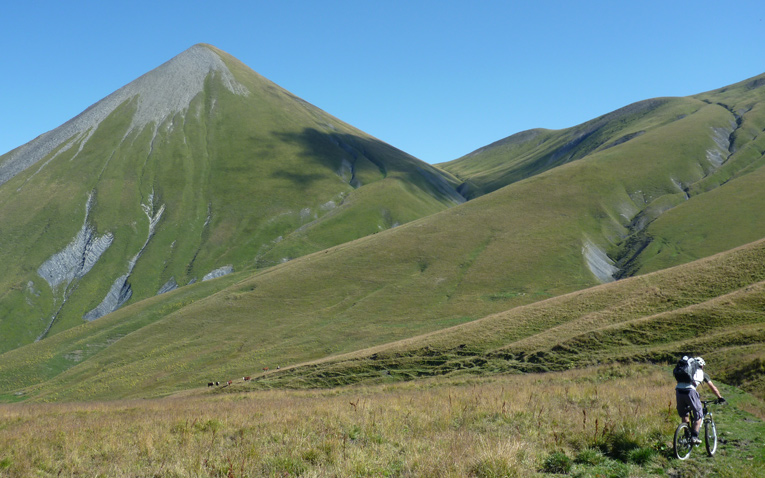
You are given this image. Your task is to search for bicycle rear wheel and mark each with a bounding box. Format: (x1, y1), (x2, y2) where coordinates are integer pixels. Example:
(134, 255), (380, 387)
(705, 418), (717, 456)
(674, 423), (693, 460)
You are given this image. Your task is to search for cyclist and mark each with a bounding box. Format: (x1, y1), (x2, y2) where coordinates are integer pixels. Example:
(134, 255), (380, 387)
(676, 357), (725, 444)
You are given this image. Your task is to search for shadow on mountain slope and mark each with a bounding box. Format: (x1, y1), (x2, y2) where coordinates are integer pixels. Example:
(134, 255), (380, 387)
(270, 170), (327, 187)
(275, 128), (464, 204)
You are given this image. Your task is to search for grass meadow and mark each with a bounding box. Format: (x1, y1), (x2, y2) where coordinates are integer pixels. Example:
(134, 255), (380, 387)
(1, 364), (763, 477)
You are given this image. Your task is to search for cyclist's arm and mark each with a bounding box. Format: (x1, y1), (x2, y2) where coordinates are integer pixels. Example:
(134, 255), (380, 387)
(706, 379), (723, 399)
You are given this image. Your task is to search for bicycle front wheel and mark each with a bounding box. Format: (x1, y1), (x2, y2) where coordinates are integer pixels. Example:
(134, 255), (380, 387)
(705, 418), (717, 456)
(674, 423), (693, 460)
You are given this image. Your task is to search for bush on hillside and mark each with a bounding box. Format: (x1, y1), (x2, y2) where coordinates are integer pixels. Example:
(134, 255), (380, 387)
(574, 448), (605, 465)
(542, 451), (572, 474)
(469, 456), (518, 478)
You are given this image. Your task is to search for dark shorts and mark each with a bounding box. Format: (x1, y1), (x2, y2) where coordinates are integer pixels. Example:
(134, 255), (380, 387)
(676, 388), (702, 420)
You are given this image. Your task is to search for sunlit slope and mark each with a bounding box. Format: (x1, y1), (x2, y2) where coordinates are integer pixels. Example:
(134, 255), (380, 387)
(250, 236), (765, 401)
(440, 73), (765, 279)
(630, 73), (765, 274)
(439, 98), (680, 199)
(0, 44), (461, 354)
(3, 88), (763, 401)
(440, 73), (765, 203)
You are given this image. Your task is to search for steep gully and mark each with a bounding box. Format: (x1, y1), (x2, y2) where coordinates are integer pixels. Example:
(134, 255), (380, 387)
(602, 103), (749, 282)
(83, 192), (165, 321)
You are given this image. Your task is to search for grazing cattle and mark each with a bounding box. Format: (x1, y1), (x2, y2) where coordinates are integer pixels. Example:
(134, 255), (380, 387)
(263, 367), (269, 372)
(244, 376), (251, 381)
(227, 380), (232, 385)
(215, 381), (220, 386)
(207, 382), (214, 387)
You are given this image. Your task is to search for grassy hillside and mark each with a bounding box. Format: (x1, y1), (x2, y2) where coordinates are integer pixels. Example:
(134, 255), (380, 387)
(631, 72), (765, 274)
(440, 73), (765, 279)
(3, 168), (765, 403)
(439, 97), (681, 199)
(1, 364), (763, 477)
(235, 236), (765, 403)
(0, 44), (461, 354)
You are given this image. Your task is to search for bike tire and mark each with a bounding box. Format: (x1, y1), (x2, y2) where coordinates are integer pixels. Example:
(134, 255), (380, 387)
(705, 418), (717, 456)
(674, 423), (693, 460)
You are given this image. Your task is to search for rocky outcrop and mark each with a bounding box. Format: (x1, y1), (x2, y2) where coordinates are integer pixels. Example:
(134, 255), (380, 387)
(157, 277), (179, 295)
(36, 193), (113, 339)
(203, 265), (234, 281)
(84, 193), (165, 321)
(707, 125), (734, 167)
(37, 194), (113, 291)
(582, 238), (618, 283)
(83, 274), (133, 321)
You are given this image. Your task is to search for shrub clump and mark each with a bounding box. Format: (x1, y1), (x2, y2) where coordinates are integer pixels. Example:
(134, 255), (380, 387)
(599, 431), (641, 462)
(627, 446), (656, 465)
(542, 451), (572, 474)
(574, 448), (605, 465)
(469, 456), (517, 478)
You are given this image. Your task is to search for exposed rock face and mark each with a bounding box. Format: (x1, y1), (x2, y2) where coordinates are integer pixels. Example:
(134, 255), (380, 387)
(0, 44), (249, 187)
(203, 265), (234, 281)
(37, 194), (113, 291)
(84, 194), (165, 321)
(582, 238), (618, 283)
(157, 277), (179, 295)
(707, 124), (734, 167)
(83, 273), (133, 321)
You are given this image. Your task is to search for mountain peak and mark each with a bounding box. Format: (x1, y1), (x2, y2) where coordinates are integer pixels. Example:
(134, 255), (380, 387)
(0, 44), (249, 187)
(123, 43), (249, 128)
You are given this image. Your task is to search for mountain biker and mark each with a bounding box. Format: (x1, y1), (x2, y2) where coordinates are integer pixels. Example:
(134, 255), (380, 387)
(676, 356), (725, 444)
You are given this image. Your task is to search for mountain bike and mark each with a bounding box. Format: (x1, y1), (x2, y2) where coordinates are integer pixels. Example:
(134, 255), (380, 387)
(673, 399), (722, 460)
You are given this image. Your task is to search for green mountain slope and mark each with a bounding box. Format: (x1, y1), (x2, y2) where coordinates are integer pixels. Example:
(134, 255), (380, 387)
(439, 97), (679, 199)
(0, 44), (462, 354)
(251, 236), (765, 401)
(1, 66), (763, 403)
(440, 73), (765, 279)
(630, 73), (765, 274)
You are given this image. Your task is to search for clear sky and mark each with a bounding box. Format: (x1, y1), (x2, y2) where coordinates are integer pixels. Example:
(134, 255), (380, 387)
(2, 0), (764, 164)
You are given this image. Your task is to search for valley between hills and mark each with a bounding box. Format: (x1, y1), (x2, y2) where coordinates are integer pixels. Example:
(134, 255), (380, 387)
(1, 44), (764, 477)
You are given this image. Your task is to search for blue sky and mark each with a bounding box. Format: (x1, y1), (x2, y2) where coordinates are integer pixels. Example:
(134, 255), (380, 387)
(2, 1), (764, 164)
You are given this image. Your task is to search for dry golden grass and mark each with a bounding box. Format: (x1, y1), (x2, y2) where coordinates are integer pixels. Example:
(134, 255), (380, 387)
(0, 364), (695, 477)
